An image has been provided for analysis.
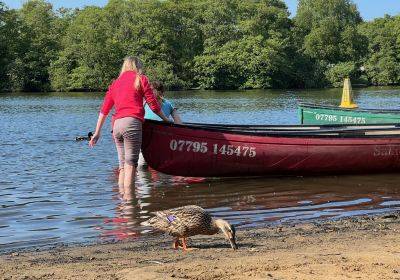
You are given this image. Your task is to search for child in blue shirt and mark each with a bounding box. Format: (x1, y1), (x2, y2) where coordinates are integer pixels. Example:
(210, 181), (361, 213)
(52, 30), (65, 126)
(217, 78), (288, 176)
(144, 81), (182, 124)
(140, 81), (182, 168)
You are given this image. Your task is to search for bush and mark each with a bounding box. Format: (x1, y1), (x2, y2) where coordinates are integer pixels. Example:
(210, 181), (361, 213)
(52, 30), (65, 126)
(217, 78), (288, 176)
(325, 62), (358, 87)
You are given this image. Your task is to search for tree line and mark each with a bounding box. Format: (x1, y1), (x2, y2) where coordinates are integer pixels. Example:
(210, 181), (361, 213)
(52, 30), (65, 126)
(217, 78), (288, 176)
(0, 0), (399, 92)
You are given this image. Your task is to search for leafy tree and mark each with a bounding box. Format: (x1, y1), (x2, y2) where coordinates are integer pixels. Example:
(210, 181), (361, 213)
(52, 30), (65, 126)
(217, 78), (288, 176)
(0, 3), (10, 89)
(50, 6), (117, 91)
(103, 0), (190, 89)
(156, 0), (204, 88)
(8, 0), (61, 91)
(194, 0), (294, 89)
(3, 0), (399, 91)
(195, 35), (293, 89)
(359, 15), (400, 85)
(51, 0), (197, 90)
(0, 3), (22, 91)
(293, 0), (367, 87)
(325, 61), (358, 87)
(294, 0), (365, 63)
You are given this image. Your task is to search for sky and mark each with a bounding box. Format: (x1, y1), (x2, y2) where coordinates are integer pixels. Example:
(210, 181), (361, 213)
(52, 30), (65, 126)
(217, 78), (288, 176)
(3, 0), (400, 21)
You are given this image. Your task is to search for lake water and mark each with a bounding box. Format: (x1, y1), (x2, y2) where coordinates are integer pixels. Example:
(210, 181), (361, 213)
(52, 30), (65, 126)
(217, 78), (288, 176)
(1, 87), (400, 252)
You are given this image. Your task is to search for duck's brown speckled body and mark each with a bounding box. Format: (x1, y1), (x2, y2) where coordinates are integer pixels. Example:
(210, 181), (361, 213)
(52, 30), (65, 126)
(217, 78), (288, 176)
(146, 205), (238, 251)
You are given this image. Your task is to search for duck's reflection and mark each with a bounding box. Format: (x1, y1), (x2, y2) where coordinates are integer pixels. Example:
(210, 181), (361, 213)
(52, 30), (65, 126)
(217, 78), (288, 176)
(99, 166), (207, 240)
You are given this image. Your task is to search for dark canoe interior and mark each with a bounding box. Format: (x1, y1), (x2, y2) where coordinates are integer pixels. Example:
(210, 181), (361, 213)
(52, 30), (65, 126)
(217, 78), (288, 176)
(298, 102), (400, 114)
(145, 120), (400, 138)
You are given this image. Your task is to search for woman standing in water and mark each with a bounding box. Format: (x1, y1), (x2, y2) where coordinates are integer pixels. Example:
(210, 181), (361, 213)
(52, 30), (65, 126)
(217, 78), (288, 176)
(89, 56), (172, 188)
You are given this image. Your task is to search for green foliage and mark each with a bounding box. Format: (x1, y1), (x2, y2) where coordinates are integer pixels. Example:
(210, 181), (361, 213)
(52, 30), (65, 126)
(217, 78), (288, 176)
(194, 0), (294, 89)
(293, 0), (368, 87)
(0, 0), (400, 92)
(195, 35), (293, 89)
(359, 15), (400, 85)
(10, 0), (62, 91)
(50, 6), (116, 91)
(325, 61), (358, 87)
(292, 59), (328, 88)
(0, 3), (23, 91)
(145, 60), (184, 90)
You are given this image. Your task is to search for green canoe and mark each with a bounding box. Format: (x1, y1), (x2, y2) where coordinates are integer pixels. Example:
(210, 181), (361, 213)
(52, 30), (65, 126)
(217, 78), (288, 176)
(298, 102), (400, 125)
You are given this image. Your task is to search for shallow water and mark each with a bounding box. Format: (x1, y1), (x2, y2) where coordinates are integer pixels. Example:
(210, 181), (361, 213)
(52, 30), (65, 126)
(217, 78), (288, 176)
(1, 87), (400, 252)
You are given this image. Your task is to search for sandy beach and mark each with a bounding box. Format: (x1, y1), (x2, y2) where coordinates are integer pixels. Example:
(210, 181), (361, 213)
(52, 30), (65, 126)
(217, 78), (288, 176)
(2, 212), (400, 280)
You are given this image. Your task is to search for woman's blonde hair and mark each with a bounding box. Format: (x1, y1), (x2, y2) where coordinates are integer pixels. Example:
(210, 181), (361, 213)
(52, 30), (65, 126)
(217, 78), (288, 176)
(120, 56), (144, 90)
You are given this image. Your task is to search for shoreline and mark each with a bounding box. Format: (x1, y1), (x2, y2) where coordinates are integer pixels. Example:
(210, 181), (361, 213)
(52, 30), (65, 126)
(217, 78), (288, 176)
(0, 211), (389, 255)
(1, 84), (400, 94)
(2, 211), (400, 280)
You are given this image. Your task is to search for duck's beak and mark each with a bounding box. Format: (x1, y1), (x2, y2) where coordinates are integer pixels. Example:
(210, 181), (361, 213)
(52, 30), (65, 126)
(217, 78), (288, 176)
(229, 237), (238, 250)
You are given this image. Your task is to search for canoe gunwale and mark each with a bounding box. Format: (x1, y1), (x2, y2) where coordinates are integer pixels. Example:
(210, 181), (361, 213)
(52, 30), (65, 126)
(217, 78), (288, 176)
(146, 120), (400, 138)
(299, 102), (400, 114)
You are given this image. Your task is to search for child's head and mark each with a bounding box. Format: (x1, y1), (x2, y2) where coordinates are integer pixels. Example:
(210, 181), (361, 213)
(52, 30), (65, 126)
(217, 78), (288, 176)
(152, 81), (165, 101)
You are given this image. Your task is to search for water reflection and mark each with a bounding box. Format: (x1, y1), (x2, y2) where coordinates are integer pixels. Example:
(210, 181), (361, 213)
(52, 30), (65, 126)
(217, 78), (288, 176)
(99, 168), (145, 240)
(96, 168), (400, 243)
(100, 185), (141, 240)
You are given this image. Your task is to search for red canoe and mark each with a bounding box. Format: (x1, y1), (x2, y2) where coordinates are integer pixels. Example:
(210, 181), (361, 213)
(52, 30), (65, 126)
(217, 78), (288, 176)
(141, 120), (400, 177)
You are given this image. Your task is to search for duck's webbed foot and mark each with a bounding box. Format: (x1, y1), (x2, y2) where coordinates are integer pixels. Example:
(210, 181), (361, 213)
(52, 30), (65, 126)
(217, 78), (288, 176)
(173, 238), (181, 249)
(181, 237), (198, 252)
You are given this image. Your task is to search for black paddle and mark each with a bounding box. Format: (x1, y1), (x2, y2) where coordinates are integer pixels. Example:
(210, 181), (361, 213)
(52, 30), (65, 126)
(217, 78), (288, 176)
(75, 132), (93, 141)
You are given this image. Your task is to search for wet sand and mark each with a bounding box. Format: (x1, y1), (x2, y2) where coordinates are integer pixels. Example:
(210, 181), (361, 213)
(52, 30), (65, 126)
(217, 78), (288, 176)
(1, 212), (400, 280)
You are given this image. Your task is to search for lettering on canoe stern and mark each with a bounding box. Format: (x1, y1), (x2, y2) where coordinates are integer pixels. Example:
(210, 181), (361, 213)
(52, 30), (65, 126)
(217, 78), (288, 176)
(374, 146), (400, 157)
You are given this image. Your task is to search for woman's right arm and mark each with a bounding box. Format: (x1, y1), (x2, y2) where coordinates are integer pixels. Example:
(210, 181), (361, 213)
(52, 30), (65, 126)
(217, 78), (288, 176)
(171, 109), (182, 124)
(141, 75), (173, 123)
(156, 110), (174, 123)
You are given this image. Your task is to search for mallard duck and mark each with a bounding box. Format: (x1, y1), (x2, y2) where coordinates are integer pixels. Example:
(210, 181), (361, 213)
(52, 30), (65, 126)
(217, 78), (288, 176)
(145, 205), (238, 251)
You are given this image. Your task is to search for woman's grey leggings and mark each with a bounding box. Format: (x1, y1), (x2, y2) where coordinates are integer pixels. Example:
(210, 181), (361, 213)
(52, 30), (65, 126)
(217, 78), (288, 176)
(113, 117), (142, 169)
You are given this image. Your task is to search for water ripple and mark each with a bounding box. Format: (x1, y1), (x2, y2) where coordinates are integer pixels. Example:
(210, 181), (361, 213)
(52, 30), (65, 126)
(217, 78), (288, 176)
(2, 90), (400, 252)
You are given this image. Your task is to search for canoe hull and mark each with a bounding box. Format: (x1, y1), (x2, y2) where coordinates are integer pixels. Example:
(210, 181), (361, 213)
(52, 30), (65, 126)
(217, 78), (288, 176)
(299, 103), (400, 125)
(142, 121), (400, 177)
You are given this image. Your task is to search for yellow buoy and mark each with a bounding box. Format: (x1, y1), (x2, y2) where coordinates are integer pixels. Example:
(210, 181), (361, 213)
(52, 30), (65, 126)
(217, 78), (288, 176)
(339, 78), (358, 108)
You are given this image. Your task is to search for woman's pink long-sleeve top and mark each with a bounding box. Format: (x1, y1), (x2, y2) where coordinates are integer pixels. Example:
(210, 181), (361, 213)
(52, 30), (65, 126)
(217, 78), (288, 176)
(100, 70), (161, 123)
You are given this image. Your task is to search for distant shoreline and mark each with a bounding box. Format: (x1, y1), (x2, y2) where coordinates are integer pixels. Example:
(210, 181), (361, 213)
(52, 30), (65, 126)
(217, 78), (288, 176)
(2, 84), (400, 94)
